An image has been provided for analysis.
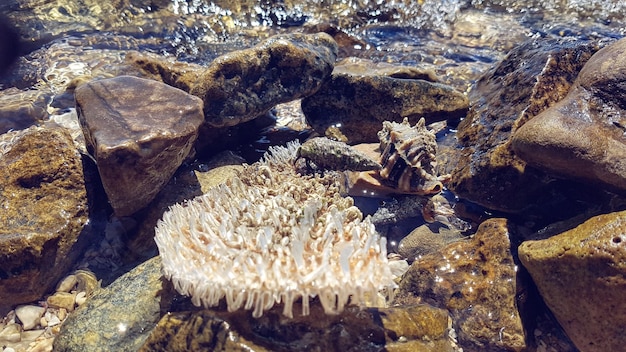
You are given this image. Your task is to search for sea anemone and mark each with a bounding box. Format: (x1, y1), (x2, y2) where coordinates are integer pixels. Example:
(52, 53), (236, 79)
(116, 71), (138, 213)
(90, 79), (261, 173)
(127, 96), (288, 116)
(154, 142), (396, 318)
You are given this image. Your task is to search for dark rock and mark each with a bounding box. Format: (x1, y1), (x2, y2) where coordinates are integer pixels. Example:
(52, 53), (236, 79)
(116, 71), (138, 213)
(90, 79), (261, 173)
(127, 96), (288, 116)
(0, 88), (51, 133)
(131, 33), (338, 128)
(518, 210), (626, 352)
(75, 75), (204, 216)
(394, 218), (527, 351)
(512, 37), (626, 192)
(53, 256), (167, 352)
(140, 304), (454, 352)
(302, 57), (468, 144)
(0, 126), (91, 315)
(447, 37), (604, 212)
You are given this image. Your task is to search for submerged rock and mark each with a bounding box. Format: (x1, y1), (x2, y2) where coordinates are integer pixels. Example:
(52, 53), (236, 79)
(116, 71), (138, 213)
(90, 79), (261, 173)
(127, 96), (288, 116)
(518, 210), (626, 352)
(394, 218), (527, 351)
(448, 37), (604, 212)
(0, 88), (51, 133)
(140, 304), (454, 352)
(75, 75), (204, 216)
(295, 136), (381, 173)
(512, 37), (626, 192)
(0, 126), (92, 315)
(301, 57), (468, 144)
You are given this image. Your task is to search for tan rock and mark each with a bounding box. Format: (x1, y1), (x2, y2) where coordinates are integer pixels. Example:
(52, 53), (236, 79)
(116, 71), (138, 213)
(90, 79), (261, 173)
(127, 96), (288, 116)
(0, 126), (90, 315)
(512, 37), (626, 192)
(394, 218), (526, 351)
(75, 75), (205, 216)
(47, 292), (77, 312)
(15, 305), (45, 331)
(518, 210), (626, 352)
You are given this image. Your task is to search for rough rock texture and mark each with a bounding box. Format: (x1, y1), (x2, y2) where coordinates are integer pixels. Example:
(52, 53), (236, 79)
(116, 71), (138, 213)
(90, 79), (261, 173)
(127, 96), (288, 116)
(518, 210), (626, 352)
(394, 218), (526, 351)
(131, 32), (338, 128)
(75, 75), (204, 216)
(140, 304), (454, 352)
(301, 57), (468, 144)
(53, 256), (166, 352)
(0, 88), (51, 133)
(448, 38), (604, 212)
(512, 37), (626, 192)
(0, 126), (91, 315)
(397, 224), (464, 261)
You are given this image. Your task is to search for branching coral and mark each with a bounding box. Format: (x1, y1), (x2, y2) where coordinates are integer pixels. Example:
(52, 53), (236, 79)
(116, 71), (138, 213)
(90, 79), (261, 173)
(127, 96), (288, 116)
(154, 142), (396, 318)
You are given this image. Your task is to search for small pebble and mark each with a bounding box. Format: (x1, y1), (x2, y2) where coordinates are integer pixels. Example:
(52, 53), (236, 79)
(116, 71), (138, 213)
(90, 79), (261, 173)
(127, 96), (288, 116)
(75, 291), (87, 306)
(15, 305), (45, 331)
(0, 323), (21, 343)
(47, 292), (77, 311)
(57, 308), (67, 321)
(56, 274), (77, 293)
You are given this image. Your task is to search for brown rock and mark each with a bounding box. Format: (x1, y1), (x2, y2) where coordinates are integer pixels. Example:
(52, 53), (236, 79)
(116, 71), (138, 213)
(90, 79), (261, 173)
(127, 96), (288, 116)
(518, 210), (626, 352)
(301, 57), (468, 144)
(140, 304), (453, 352)
(0, 88), (51, 134)
(512, 37), (626, 192)
(0, 126), (90, 315)
(75, 75), (204, 216)
(397, 224), (464, 261)
(448, 37), (604, 212)
(47, 292), (77, 312)
(131, 33), (338, 128)
(394, 218), (526, 351)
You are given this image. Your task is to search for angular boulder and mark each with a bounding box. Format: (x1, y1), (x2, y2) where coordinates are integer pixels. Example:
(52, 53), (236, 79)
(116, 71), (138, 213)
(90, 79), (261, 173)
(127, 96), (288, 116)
(75, 75), (204, 216)
(448, 38), (604, 212)
(512, 37), (626, 192)
(302, 57), (468, 143)
(0, 126), (91, 315)
(518, 210), (626, 352)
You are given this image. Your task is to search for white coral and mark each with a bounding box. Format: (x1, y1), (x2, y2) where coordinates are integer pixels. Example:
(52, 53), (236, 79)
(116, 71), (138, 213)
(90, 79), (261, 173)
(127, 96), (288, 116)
(155, 142), (396, 318)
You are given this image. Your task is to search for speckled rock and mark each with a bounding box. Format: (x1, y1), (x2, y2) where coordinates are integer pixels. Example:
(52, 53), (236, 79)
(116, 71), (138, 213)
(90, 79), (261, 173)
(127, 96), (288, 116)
(397, 224), (464, 261)
(0, 126), (92, 315)
(0, 88), (51, 133)
(518, 210), (626, 352)
(512, 37), (626, 192)
(394, 218), (526, 351)
(301, 57), (468, 144)
(448, 38), (604, 212)
(132, 32), (338, 128)
(75, 75), (204, 216)
(53, 256), (166, 352)
(140, 304), (454, 352)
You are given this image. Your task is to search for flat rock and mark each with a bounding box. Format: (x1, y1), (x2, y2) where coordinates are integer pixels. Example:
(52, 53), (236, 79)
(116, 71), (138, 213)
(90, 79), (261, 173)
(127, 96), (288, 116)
(75, 75), (204, 216)
(512, 37), (626, 192)
(140, 304), (454, 352)
(0, 126), (91, 315)
(447, 37), (604, 212)
(518, 210), (626, 352)
(301, 57), (468, 144)
(393, 218), (526, 351)
(53, 256), (166, 352)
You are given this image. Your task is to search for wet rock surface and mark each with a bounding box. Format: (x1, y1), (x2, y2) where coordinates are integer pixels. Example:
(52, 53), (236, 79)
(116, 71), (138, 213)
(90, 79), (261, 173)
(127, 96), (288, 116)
(518, 210), (626, 352)
(394, 218), (527, 351)
(448, 37), (605, 212)
(75, 75), (204, 216)
(512, 37), (626, 192)
(53, 256), (165, 352)
(0, 88), (51, 133)
(302, 58), (469, 144)
(0, 126), (92, 315)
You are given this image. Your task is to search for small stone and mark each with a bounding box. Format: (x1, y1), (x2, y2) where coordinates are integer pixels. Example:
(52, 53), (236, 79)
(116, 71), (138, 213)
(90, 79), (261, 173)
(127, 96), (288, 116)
(44, 311), (62, 327)
(0, 323), (21, 343)
(75, 292), (87, 306)
(74, 270), (99, 295)
(56, 275), (78, 293)
(47, 292), (77, 312)
(397, 223), (464, 261)
(40, 316), (48, 328)
(15, 305), (45, 331)
(58, 308), (68, 321)
(75, 75), (205, 216)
